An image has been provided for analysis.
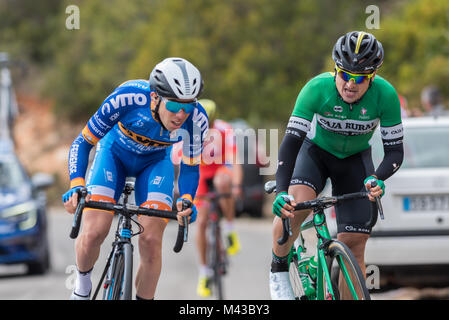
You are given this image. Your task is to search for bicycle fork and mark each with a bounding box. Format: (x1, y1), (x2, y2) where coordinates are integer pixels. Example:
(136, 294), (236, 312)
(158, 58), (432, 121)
(93, 217), (134, 300)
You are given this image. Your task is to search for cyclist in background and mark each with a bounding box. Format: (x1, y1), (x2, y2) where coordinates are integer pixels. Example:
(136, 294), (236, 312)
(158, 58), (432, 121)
(194, 99), (243, 297)
(270, 31), (404, 299)
(62, 57), (208, 300)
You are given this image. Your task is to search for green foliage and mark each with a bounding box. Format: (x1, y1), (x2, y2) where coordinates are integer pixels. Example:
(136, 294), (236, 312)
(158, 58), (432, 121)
(2, 0), (448, 123)
(373, 0), (449, 111)
(128, 0), (374, 125)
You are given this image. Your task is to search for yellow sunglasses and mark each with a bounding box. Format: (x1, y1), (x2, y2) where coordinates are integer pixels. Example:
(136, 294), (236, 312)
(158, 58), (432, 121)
(335, 66), (375, 84)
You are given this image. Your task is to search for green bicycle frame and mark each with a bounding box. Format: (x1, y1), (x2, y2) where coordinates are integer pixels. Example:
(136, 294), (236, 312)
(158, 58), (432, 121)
(296, 210), (360, 300)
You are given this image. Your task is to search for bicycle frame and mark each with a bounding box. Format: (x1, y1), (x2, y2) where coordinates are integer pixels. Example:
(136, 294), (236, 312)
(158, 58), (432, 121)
(294, 208), (360, 300)
(70, 185), (190, 300)
(202, 191), (229, 300)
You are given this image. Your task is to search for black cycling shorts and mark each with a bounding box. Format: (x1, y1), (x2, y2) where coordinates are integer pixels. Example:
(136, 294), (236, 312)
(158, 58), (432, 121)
(290, 138), (378, 234)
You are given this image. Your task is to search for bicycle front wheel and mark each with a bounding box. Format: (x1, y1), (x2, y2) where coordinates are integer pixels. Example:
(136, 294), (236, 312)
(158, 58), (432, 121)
(325, 241), (370, 300)
(289, 253), (305, 300)
(121, 243), (133, 300)
(103, 243), (133, 300)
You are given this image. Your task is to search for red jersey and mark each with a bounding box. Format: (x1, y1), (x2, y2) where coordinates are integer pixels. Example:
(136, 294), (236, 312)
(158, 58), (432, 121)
(200, 119), (236, 177)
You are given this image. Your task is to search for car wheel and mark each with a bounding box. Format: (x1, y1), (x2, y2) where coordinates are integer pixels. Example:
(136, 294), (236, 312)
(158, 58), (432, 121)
(26, 242), (51, 275)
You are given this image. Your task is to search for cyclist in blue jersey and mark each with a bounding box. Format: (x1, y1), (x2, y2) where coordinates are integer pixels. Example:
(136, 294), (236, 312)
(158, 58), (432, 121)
(62, 57), (208, 300)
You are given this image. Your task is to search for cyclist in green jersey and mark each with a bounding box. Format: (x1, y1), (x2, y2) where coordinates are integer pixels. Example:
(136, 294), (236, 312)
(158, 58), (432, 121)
(269, 31), (404, 299)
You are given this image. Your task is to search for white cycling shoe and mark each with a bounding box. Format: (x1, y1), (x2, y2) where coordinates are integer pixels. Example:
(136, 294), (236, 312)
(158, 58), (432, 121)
(70, 290), (91, 300)
(269, 271), (295, 300)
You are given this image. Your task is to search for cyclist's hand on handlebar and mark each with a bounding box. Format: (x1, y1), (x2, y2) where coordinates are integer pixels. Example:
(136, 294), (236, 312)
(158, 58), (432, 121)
(272, 192), (296, 219)
(62, 186), (90, 214)
(364, 176), (385, 202)
(176, 198), (197, 225)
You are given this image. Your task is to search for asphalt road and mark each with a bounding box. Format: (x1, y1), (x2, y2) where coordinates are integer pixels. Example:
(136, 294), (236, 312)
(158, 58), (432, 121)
(0, 207), (273, 300)
(0, 208), (447, 300)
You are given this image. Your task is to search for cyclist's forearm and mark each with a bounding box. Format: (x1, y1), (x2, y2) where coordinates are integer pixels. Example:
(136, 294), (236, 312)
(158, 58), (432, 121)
(178, 162), (200, 200)
(68, 132), (95, 187)
(374, 142), (404, 181)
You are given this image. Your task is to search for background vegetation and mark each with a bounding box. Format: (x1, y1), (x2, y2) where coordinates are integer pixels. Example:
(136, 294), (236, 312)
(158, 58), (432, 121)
(1, 0), (448, 127)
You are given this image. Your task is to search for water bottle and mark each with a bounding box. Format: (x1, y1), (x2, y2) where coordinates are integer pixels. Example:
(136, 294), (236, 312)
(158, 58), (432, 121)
(308, 255), (318, 281)
(297, 256), (316, 299)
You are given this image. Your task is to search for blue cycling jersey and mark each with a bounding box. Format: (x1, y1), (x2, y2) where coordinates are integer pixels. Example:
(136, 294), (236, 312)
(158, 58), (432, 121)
(68, 79), (208, 201)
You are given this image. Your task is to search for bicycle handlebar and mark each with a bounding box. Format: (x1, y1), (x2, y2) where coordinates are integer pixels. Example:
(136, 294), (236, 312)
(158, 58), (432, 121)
(69, 188), (190, 253)
(265, 180), (383, 245)
(173, 199), (192, 253)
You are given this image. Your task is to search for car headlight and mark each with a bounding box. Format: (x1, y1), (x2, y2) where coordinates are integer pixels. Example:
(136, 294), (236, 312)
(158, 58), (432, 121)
(1, 202), (38, 230)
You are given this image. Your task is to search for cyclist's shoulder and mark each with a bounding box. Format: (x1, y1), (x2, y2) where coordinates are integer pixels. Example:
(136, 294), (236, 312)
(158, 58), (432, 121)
(371, 74), (397, 97)
(294, 73), (334, 112)
(117, 79), (151, 92)
(100, 79), (152, 112)
(107, 79), (152, 98)
(303, 72), (334, 87)
(299, 72), (335, 97)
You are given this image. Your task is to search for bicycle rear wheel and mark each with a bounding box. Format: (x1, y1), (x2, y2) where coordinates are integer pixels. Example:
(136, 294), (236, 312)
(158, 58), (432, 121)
(325, 241), (370, 300)
(208, 221), (225, 300)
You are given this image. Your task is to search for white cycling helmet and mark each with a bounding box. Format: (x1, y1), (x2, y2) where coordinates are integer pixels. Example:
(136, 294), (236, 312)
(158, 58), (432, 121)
(149, 57), (203, 100)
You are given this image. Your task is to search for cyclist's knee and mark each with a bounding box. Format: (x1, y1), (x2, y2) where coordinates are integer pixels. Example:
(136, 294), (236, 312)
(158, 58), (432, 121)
(80, 227), (109, 248)
(196, 207), (209, 230)
(139, 233), (163, 261)
(337, 232), (369, 259)
(213, 172), (232, 193)
(289, 184), (316, 203)
(80, 210), (113, 246)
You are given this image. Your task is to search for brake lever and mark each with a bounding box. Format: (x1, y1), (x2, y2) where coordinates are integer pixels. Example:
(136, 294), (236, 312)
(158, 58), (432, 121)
(181, 199), (191, 242)
(182, 215), (189, 242)
(277, 194), (294, 245)
(370, 181), (384, 220)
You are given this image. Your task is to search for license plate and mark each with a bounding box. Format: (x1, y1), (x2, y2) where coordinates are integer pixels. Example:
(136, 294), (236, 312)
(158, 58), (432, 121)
(403, 195), (449, 212)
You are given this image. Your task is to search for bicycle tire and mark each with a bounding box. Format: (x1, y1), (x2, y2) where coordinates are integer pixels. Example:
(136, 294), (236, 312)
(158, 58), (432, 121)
(207, 221), (224, 300)
(324, 241), (370, 300)
(215, 224), (226, 300)
(103, 250), (124, 300)
(288, 253), (306, 300)
(121, 243), (133, 300)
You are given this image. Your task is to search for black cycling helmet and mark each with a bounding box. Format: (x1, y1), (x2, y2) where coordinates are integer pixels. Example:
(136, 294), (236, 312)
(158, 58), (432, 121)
(149, 57), (204, 100)
(332, 31), (384, 72)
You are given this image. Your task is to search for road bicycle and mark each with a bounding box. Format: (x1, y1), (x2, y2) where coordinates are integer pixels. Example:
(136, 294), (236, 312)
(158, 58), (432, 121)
(266, 180), (384, 300)
(197, 190), (231, 300)
(69, 183), (190, 300)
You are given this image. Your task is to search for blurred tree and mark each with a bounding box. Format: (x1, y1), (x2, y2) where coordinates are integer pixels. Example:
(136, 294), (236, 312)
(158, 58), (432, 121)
(44, 0), (155, 120)
(128, 0), (374, 125)
(372, 0), (449, 112)
(0, 0), (62, 64)
(11, 0), (447, 124)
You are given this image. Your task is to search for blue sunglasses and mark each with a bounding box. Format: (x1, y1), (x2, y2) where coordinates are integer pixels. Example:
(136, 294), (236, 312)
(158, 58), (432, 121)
(161, 97), (198, 114)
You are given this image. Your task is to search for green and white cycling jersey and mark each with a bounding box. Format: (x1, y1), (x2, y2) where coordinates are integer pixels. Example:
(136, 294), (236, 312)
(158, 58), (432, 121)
(287, 72), (403, 159)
